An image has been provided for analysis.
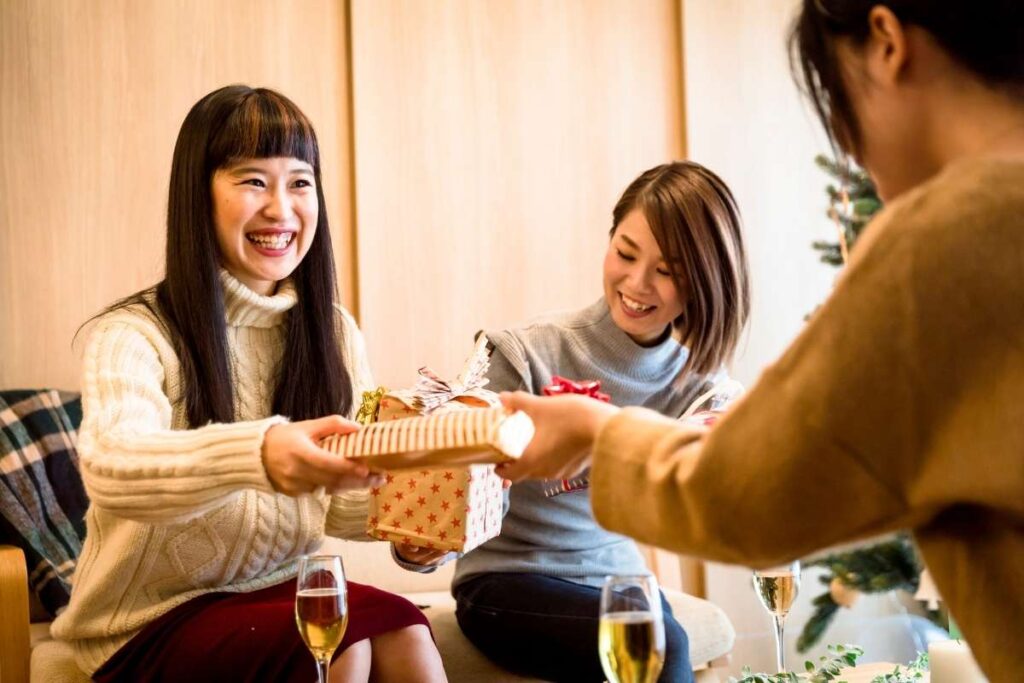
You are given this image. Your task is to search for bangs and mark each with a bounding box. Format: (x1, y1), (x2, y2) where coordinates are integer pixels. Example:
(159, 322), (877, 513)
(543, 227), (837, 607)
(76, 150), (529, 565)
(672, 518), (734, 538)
(635, 193), (685, 274)
(208, 88), (320, 169)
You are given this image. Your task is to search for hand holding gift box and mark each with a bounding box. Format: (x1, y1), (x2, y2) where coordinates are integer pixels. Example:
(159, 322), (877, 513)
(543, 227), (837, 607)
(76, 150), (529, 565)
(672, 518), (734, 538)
(328, 407), (533, 469)
(539, 376), (611, 497)
(322, 337), (532, 552)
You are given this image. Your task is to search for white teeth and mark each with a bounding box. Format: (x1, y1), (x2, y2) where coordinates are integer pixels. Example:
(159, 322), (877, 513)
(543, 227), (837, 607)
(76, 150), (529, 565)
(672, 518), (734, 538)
(247, 233), (294, 249)
(622, 294), (654, 313)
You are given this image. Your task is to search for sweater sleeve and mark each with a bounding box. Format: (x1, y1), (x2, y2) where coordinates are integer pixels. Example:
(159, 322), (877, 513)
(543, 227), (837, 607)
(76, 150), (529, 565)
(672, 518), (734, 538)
(78, 317), (282, 525)
(590, 407), (910, 567)
(325, 307), (374, 540)
(484, 332), (531, 394)
(485, 345), (528, 518)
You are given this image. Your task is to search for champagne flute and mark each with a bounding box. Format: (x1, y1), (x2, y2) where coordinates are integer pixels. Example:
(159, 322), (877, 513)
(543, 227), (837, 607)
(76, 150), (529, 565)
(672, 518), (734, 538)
(295, 555), (348, 683)
(598, 574), (666, 683)
(752, 561), (801, 673)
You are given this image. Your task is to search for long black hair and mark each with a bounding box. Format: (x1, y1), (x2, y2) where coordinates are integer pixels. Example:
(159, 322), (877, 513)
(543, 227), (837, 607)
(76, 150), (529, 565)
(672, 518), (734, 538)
(790, 0), (1024, 154)
(100, 85), (351, 426)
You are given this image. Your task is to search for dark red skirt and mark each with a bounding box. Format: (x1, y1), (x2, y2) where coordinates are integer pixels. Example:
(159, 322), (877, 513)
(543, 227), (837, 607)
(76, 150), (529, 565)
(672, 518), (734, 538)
(92, 579), (430, 682)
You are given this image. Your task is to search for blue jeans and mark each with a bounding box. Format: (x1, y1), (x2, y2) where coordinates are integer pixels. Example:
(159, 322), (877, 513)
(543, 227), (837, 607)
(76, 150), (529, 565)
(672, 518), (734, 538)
(454, 573), (694, 683)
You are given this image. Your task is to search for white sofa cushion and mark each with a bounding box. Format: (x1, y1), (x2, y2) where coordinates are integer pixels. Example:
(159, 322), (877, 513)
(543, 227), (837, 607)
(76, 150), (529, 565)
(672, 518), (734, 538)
(28, 539), (734, 682)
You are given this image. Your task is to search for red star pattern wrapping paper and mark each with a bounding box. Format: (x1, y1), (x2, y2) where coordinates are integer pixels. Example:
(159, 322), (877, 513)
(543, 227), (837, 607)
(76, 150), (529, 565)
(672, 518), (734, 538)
(358, 336), (511, 552)
(368, 465), (504, 553)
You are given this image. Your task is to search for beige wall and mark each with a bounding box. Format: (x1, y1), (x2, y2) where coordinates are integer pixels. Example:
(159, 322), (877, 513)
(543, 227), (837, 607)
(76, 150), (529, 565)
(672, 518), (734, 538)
(345, 0), (693, 597)
(350, 0), (685, 387)
(1, 0), (698, 598)
(0, 0), (354, 389)
(1, 0), (685, 395)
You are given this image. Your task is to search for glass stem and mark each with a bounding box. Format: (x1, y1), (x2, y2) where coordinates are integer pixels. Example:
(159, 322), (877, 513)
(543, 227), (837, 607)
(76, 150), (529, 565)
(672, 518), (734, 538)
(773, 615), (787, 673)
(316, 657), (330, 683)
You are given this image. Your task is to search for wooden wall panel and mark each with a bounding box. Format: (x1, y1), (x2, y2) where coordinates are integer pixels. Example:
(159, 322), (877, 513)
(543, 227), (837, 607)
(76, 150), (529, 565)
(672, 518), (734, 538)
(0, 0), (353, 390)
(350, 0), (685, 386)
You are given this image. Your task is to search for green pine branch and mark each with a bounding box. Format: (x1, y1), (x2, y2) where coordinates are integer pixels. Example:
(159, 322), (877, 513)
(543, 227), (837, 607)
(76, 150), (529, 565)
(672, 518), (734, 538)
(797, 537), (922, 652)
(805, 537), (921, 594)
(797, 590), (841, 653)
(813, 154), (881, 265)
(869, 652), (930, 683)
(730, 644), (864, 683)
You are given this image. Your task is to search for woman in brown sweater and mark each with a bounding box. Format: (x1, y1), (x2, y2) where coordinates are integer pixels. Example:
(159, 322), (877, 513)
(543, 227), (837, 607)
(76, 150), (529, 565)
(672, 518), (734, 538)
(499, 1), (1024, 681)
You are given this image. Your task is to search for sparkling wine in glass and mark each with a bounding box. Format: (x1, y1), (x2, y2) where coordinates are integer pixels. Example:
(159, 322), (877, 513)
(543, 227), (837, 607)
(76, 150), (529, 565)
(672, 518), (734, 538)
(598, 574), (666, 683)
(752, 561), (801, 673)
(295, 555), (348, 683)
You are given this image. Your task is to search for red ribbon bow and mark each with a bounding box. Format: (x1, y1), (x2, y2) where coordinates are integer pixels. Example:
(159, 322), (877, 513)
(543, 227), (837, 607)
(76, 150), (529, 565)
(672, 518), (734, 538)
(542, 375), (610, 403)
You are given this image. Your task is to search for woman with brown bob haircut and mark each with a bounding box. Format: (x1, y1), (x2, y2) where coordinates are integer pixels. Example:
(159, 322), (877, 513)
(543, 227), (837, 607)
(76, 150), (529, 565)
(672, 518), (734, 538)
(447, 160), (750, 683)
(53, 85), (447, 682)
(499, 1), (1024, 680)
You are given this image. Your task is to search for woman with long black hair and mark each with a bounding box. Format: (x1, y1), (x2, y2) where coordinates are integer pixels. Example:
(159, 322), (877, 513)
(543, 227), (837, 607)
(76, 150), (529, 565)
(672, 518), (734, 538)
(53, 85), (447, 683)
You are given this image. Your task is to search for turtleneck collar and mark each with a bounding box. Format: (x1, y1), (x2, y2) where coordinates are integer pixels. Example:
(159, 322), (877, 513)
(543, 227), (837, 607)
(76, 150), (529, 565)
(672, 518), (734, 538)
(219, 269), (298, 328)
(574, 298), (688, 382)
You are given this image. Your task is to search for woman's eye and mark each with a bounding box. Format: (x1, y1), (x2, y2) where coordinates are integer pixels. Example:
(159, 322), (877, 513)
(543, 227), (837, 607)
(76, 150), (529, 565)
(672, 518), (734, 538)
(242, 178), (266, 188)
(656, 268), (671, 276)
(617, 250), (636, 262)
(293, 179), (313, 189)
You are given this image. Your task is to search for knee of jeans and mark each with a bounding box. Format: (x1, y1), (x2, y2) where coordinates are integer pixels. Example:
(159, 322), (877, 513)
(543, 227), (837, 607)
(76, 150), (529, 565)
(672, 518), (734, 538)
(664, 617), (690, 657)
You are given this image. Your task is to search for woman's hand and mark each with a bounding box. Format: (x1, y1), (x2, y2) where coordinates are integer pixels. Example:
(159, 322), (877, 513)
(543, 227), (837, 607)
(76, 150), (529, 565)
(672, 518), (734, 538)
(261, 416), (382, 495)
(393, 543), (453, 567)
(496, 391), (620, 483)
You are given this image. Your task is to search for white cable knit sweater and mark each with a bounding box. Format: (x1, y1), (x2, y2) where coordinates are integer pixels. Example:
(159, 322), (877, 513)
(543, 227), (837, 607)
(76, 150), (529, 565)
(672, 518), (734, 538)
(51, 271), (375, 675)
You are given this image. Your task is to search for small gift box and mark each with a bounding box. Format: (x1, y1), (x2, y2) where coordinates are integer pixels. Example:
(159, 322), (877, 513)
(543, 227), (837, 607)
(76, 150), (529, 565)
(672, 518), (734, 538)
(324, 407), (532, 469)
(367, 465), (505, 553)
(678, 379), (745, 427)
(539, 376), (611, 497)
(325, 337), (525, 552)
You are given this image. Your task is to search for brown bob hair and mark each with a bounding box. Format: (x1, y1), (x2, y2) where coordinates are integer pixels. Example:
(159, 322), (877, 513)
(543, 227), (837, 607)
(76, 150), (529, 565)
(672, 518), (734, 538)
(611, 161), (750, 375)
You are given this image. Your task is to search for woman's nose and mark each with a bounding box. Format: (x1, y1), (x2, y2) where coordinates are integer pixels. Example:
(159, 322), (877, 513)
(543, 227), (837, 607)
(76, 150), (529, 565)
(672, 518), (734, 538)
(626, 266), (653, 293)
(262, 185), (294, 221)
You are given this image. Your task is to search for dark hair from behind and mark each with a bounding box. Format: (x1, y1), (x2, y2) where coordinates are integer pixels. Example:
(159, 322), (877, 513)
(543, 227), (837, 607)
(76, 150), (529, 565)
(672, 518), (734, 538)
(790, 0), (1024, 155)
(611, 161), (750, 376)
(96, 85), (351, 426)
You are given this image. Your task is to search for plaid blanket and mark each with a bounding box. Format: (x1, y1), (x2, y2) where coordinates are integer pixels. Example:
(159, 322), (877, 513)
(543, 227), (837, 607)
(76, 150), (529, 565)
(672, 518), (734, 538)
(0, 389), (87, 617)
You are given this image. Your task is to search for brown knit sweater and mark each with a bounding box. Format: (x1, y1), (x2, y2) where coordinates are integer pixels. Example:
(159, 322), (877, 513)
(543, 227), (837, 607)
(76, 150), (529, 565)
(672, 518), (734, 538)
(590, 156), (1024, 682)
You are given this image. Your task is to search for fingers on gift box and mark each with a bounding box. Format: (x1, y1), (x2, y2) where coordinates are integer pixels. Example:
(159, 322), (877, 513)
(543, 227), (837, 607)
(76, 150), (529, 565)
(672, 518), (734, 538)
(321, 407), (534, 470)
(322, 337), (533, 552)
(539, 375), (611, 497)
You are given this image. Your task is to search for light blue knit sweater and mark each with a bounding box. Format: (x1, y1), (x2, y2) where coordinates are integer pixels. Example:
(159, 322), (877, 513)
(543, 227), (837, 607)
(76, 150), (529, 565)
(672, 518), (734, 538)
(453, 298), (721, 589)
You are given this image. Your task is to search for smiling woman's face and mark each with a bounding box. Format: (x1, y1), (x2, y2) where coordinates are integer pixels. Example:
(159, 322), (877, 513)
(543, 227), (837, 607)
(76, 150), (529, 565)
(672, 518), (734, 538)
(602, 209), (685, 345)
(211, 156), (318, 295)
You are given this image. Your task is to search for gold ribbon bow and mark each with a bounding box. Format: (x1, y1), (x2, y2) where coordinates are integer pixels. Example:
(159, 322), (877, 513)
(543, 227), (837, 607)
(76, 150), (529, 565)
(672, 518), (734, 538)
(356, 386), (389, 425)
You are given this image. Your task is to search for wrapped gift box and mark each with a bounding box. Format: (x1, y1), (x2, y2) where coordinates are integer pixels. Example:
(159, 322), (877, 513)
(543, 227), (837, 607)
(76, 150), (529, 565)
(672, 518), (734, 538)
(367, 464), (504, 552)
(539, 376), (610, 497)
(324, 337), (525, 552)
(323, 406), (532, 469)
